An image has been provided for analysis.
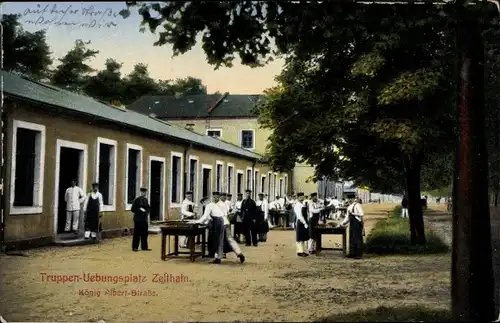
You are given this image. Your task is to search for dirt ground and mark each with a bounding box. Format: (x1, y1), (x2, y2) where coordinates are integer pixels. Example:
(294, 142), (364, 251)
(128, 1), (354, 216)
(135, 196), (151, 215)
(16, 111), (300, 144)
(0, 203), (450, 322)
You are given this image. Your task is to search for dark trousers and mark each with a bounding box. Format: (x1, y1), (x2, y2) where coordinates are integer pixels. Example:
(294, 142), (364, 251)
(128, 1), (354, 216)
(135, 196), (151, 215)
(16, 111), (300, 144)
(243, 220), (258, 246)
(132, 221), (149, 250)
(234, 222), (243, 242)
(348, 214), (363, 258)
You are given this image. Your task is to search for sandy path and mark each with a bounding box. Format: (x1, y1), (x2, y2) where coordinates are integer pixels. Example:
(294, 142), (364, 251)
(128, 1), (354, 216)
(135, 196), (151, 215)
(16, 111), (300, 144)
(0, 204), (450, 322)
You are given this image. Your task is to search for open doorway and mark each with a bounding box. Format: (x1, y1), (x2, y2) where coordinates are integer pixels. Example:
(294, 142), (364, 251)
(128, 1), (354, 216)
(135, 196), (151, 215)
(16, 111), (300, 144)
(149, 157), (165, 223)
(201, 165), (212, 198)
(54, 140), (88, 237)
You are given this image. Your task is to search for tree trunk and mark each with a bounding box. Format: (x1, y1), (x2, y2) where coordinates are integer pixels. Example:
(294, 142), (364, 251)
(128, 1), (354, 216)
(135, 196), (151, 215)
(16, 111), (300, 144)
(451, 4), (495, 321)
(403, 153), (426, 245)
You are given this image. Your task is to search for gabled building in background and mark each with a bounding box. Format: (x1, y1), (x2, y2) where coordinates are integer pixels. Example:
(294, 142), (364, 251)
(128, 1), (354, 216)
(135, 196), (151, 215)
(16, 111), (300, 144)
(128, 92), (320, 196)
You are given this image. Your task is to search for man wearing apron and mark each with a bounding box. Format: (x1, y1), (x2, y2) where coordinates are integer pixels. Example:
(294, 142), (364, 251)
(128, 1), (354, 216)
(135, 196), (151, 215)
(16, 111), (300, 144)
(256, 193), (269, 242)
(180, 191), (196, 248)
(340, 193), (365, 259)
(83, 182), (104, 240)
(307, 192), (323, 254)
(293, 192), (309, 257)
(234, 193), (244, 243)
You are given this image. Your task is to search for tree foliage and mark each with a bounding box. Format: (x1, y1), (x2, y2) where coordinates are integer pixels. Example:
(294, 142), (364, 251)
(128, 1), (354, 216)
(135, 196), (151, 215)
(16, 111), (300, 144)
(2, 14), (52, 80)
(51, 39), (99, 92)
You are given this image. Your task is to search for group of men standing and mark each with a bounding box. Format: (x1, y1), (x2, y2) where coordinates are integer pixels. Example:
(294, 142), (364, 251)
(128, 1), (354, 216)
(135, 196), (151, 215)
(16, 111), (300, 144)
(178, 189), (272, 264)
(292, 192), (365, 259)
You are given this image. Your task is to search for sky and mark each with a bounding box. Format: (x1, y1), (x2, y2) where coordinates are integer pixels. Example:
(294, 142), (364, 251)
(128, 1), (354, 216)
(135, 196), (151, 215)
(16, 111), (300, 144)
(2, 2), (284, 94)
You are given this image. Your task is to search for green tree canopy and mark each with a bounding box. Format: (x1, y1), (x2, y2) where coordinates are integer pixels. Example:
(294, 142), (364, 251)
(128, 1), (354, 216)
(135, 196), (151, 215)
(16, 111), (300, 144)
(51, 39), (99, 92)
(2, 14), (52, 80)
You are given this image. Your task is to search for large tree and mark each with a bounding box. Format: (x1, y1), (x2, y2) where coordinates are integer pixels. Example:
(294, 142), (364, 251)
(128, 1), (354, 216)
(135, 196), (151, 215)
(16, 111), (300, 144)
(51, 40), (99, 92)
(2, 14), (52, 80)
(121, 2), (498, 320)
(122, 63), (159, 104)
(84, 58), (125, 104)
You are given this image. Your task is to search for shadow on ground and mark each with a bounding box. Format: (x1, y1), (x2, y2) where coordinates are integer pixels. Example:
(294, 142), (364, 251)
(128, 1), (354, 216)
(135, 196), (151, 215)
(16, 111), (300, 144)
(318, 305), (451, 322)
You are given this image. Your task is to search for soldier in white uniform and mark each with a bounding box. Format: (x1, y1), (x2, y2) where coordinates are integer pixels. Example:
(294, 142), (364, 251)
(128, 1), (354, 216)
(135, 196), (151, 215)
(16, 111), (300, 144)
(234, 193), (244, 243)
(180, 191), (196, 248)
(293, 192), (309, 257)
(196, 192), (245, 264)
(256, 193), (269, 242)
(307, 193), (324, 254)
(64, 179), (86, 233)
(340, 193), (365, 259)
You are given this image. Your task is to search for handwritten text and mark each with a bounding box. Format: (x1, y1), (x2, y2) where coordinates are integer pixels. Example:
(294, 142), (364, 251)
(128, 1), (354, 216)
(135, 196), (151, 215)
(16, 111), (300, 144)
(22, 4), (121, 29)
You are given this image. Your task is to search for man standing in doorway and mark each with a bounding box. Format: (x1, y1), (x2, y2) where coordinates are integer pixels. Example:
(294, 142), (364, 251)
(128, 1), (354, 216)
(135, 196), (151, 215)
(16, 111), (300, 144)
(131, 187), (151, 252)
(83, 182), (104, 240)
(64, 179), (86, 234)
(241, 189), (258, 246)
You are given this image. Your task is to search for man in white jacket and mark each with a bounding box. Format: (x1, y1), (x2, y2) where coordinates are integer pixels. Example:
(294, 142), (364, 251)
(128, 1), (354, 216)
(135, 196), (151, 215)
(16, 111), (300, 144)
(293, 192), (309, 257)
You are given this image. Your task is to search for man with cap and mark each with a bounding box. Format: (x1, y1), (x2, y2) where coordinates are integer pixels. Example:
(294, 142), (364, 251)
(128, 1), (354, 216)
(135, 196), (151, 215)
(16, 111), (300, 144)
(196, 192), (245, 264)
(293, 192), (309, 257)
(307, 192), (324, 254)
(256, 193), (269, 242)
(198, 196), (216, 257)
(180, 191), (196, 248)
(241, 189), (258, 246)
(225, 193), (234, 214)
(64, 178), (86, 233)
(233, 193), (244, 243)
(83, 182), (104, 240)
(340, 193), (365, 259)
(131, 187), (151, 252)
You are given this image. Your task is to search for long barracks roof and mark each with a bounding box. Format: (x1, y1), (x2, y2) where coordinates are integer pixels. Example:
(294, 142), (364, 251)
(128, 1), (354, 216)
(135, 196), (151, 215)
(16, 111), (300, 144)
(2, 71), (264, 161)
(127, 93), (264, 119)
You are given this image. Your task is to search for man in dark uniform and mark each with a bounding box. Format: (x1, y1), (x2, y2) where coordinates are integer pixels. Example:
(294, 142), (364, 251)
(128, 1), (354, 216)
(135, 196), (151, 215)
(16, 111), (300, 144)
(241, 189), (258, 246)
(131, 187), (151, 252)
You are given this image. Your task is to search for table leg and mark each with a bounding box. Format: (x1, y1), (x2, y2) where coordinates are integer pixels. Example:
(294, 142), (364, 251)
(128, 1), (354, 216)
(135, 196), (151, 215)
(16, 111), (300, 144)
(161, 233), (166, 261)
(202, 230), (207, 257)
(189, 234), (195, 262)
(342, 232), (347, 256)
(174, 235), (179, 255)
(316, 233), (322, 256)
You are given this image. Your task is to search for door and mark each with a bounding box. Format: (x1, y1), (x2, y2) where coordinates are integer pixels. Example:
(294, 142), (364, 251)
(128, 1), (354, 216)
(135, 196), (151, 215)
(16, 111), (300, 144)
(57, 147), (82, 234)
(202, 168), (211, 198)
(149, 160), (163, 222)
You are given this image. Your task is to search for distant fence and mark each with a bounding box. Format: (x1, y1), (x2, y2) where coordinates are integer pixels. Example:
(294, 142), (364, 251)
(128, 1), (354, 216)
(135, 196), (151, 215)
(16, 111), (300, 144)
(317, 179), (402, 203)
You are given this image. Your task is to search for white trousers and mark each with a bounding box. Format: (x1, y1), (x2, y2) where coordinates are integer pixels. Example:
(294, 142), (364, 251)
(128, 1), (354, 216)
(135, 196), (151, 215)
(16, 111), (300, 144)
(401, 208), (409, 218)
(215, 225), (242, 259)
(65, 210), (80, 231)
(307, 239), (316, 252)
(84, 231), (97, 238)
(296, 241), (307, 254)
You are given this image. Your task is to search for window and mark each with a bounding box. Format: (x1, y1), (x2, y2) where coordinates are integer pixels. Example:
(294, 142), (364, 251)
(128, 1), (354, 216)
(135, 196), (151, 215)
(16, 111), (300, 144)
(170, 152), (183, 205)
(267, 172), (272, 197)
(273, 173), (278, 197)
(10, 120), (45, 214)
(237, 171), (243, 194)
(189, 156), (199, 201)
(261, 176), (266, 194)
(246, 168), (252, 190)
(241, 130), (255, 149)
(279, 178), (284, 196)
(284, 175), (288, 195)
(125, 144), (143, 208)
(206, 128), (222, 139)
(216, 161), (223, 192)
(227, 164), (234, 194)
(254, 170), (259, 198)
(96, 138), (117, 211)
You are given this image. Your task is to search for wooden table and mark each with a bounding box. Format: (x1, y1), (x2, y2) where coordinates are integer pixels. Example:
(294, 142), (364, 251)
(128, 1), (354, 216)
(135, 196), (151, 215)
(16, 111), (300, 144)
(270, 210), (289, 228)
(160, 225), (207, 262)
(314, 226), (347, 256)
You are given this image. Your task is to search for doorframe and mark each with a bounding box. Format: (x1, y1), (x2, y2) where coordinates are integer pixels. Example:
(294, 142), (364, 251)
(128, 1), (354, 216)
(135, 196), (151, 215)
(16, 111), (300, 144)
(201, 164), (213, 198)
(53, 139), (88, 237)
(148, 156), (166, 222)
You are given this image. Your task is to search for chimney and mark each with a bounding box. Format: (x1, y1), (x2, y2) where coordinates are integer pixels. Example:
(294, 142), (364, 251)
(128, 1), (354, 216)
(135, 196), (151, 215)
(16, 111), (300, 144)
(185, 123), (195, 131)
